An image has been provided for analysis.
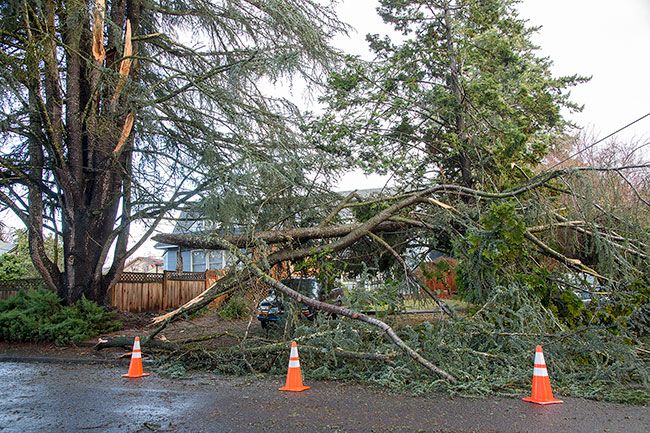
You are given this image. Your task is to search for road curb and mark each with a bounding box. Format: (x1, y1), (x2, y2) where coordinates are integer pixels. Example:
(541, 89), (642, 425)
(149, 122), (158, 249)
(0, 354), (127, 365)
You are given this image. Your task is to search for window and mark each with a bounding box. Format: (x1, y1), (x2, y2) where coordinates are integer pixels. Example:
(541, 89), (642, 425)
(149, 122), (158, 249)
(207, 250), (224, 269)
(191, 250), (206, 272)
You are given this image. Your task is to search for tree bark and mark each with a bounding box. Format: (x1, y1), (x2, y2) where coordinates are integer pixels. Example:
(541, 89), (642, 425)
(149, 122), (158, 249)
(21, 0), (141, 305)
(152, 221), (410, 249)
(443, 0), (473, 189)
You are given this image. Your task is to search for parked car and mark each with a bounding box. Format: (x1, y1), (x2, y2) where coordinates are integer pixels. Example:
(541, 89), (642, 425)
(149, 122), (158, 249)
(556, 272), (608, 305)
(256, 278), (322, 328)
(572, 289), (593, 305)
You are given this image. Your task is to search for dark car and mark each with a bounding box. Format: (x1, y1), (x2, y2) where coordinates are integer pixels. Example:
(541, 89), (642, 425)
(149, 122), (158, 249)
(256, 278), (322, 328)
(556, 272), (609, 305)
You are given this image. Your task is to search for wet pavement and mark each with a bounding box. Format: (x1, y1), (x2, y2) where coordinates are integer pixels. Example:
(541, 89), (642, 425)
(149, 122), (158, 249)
(0, 360), (647, 433)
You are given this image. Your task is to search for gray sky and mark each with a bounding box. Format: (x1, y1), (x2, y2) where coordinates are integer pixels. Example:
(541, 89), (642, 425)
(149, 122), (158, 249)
(518, 0), (650, 139)
(333, 0), (650, 190)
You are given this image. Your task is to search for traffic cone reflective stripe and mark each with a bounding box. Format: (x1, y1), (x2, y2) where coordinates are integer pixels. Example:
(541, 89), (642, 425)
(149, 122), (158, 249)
(522, 345), (562, 405)
(288, 344), (301, 368)
(279, 341), (310, 392)
(122, 337), (150, 378)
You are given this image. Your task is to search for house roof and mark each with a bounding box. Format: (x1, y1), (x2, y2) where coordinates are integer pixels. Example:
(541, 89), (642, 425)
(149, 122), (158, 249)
(154, 210), (203, 249)
(125, 256), (163, 268)
(337, 187), (394, 198)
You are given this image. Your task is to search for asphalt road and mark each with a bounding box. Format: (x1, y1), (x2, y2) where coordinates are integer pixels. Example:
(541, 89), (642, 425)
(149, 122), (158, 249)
(0, 361), (647, 433)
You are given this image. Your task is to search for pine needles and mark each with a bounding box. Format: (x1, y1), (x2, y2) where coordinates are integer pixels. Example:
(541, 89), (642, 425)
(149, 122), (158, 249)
(161, 282), (648, 404)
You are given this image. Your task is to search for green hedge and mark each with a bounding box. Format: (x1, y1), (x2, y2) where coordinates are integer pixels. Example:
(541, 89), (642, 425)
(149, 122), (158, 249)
(0, 289), (122, 344)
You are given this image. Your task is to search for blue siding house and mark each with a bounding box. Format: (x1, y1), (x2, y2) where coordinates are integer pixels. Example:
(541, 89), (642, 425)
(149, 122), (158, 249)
(154, 212), (234, 272)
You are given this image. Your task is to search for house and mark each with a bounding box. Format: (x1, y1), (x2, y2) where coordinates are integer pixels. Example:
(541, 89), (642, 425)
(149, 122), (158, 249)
(154, 212), (241, 272)
(154, 188), (443, 279)
(0, 240), (16, 255)
(123, 256), (163, 273)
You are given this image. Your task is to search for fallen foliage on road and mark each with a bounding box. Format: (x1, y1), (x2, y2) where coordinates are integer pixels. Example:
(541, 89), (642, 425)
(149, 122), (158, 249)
(123, 282), (648, 405)
(101, 164), (650, 404)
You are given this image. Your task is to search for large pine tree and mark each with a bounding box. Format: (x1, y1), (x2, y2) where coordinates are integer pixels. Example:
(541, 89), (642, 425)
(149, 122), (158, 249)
(0, 0), (346, 304)
(314, 0), (587, 190)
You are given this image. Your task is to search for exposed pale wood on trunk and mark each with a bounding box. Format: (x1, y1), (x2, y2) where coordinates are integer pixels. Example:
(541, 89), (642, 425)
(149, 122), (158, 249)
(112, 19), (133, 103)
(92, 0), (106, 62)
(114, 112), (135, 155)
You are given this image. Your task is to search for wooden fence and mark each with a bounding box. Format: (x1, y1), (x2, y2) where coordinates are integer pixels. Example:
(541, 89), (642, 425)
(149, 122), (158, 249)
(0, 278), (45, 301)
(0, 271), (225, 312)
(110, 271), (215, 312)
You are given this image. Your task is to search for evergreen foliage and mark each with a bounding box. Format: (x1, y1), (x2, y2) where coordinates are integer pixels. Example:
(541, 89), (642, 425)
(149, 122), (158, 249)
(0, 0), (347, 304)
(217, 295), (252, 320)
(0, 230), (61, 281)
(167, 282), (648, 404)
(312, 0), (588, 190)
(0, 254), (33, 281)
(0, 290), (121, 344)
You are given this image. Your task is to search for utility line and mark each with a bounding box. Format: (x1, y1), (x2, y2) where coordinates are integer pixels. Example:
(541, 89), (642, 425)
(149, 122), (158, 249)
(547, 110), (650, 171)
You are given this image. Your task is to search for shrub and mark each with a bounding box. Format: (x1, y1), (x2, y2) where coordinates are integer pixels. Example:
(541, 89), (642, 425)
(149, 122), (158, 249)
(218, 295), (251, 320)
(0, 289), (121, 344)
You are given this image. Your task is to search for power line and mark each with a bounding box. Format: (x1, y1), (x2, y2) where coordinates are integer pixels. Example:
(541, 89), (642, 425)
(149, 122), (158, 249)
(548, 110), (650, 170)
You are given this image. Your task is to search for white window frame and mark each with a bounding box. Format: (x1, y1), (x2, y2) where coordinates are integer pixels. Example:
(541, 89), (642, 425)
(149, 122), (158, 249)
(208, 250), (225, 270)
(190, 249), (207, 272)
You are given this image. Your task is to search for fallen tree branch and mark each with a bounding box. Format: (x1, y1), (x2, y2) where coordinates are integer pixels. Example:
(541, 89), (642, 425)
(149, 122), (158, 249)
(95, 335), (177, 350)
(146, 169), (646, 338)
(211, 236), (457, 382)
(366, 232), (455, 319)
(529, 218), (648, 259)
(153, 173), (579, 257)
(153, 221), (410, 250)
(150, 271), (251, 325)
(524, 231), (607, 280)
(319, 191), (360, 227)
(95, 330), (244, 351)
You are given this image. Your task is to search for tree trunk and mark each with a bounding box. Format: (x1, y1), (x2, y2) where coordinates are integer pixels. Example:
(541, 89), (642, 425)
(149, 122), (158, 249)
(443, 0), (473, 189)
(21, 0), (139, 305)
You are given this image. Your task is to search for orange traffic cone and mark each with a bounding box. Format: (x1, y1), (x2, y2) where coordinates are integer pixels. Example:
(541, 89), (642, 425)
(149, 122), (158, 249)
(122, 337), (150, 378)
(522, 345), (562, 405)
(279, 341), (310, 392)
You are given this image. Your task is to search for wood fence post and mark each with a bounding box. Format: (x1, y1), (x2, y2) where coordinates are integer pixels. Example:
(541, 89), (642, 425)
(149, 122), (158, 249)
(162, 270), (168, 310)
